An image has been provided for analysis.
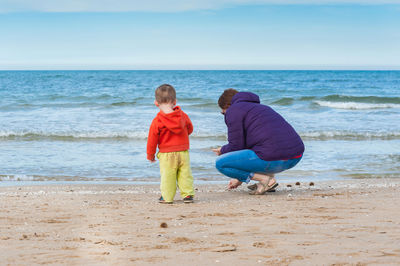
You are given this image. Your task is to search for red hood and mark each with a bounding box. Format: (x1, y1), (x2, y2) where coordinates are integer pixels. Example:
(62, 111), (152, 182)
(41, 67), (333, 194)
(157, 106), (186, 134)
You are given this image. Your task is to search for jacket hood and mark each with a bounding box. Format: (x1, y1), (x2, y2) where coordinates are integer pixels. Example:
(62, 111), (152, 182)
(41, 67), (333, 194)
(157, 106), (186, 134)
(231, 92), (260, 105)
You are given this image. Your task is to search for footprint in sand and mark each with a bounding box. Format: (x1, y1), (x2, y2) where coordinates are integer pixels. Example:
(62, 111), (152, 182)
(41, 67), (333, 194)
(212, 244), (237, 252)
(172, 237), (195, 244)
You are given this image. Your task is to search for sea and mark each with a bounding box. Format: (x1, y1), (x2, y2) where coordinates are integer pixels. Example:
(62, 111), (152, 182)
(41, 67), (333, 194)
(0, 70), (399, 185)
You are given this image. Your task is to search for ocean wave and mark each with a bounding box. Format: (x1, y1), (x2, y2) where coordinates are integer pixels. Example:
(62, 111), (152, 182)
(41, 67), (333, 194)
(271, 97), (294, 106)
(299, 96), (316, 101)
(0, 100), (151, 110)
(314, 101), (400, 110)
(0, 131), (227, 141)
(183, 102), (217, 108)
(0, 102), (105, 110)
(301, 131), (400, 140)
(0, 174), (99, 182)
(46, 94), (117, 101)
(0, 98), (216, 110)
(0, 131), (148, 141)
(4, 94), (398, 111)
(0, 130), (399, 141)
(267, 94), (400, 109)
(0, 175), (36, 181)
(110, 101), (138, 107)
(321, 95), (400, 104)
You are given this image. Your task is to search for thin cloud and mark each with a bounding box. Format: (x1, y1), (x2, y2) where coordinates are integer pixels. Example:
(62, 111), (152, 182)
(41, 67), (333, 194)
(1, 0), (400, 13)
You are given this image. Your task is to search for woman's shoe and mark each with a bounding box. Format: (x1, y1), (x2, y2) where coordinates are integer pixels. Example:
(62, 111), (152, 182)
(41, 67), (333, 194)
(248, 183), (276, 192)
(247, 183), (258, 191)
(249, 176), (279, 195)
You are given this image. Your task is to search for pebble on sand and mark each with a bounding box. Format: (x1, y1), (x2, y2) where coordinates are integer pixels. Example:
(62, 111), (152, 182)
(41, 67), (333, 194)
(160, 222), (168, 228)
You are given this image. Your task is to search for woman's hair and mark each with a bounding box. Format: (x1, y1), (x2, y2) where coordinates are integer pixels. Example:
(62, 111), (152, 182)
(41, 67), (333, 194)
(218, 88), (238, 109)
(155, 84), (176, 104)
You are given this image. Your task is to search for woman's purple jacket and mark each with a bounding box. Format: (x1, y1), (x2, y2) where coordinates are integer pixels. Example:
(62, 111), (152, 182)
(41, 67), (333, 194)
(220, 92), (305, 161)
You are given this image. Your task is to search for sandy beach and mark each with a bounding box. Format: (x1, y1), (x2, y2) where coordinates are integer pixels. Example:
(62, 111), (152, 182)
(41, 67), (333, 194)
(1, 179), (400, 265)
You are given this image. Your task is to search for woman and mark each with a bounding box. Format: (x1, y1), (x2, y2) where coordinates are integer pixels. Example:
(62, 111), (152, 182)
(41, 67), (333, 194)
(213, 89), (304, 195)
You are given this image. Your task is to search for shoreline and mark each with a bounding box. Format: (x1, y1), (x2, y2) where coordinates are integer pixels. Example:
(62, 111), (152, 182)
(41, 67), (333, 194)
(0, 175), (349, 187)
(0, 175), (394, 189)
(1, 178), (400, 265)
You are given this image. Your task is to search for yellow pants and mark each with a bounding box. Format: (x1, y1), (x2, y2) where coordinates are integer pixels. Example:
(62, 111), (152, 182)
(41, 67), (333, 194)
(157, 150), (194, 202)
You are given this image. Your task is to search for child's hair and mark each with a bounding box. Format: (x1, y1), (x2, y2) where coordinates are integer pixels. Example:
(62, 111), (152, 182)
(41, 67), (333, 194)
(155, 84), (176, 104)
(218, 88), (238, 109)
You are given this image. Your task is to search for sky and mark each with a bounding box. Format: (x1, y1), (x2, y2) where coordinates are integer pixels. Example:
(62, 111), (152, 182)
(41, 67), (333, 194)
(0, 0), (400, 70)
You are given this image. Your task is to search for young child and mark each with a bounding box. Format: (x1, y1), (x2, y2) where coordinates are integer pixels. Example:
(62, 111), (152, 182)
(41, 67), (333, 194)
(147, 84), (195, 204)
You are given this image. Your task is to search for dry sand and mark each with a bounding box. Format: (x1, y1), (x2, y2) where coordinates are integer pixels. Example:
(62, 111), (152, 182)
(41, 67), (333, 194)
(1, 179), (400, 265)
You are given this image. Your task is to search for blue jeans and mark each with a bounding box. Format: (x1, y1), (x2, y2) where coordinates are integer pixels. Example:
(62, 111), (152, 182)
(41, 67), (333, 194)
(215, 149), (302, 183)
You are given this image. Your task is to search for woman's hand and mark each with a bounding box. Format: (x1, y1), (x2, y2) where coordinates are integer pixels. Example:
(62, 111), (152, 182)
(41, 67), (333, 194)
(212, 147), (222, 156)
(228, 179), (242, 190)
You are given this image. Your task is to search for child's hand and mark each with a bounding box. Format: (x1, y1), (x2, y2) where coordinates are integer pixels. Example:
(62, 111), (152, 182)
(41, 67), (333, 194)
(148, 159), (156, 163)
(212, 147), (221, 156)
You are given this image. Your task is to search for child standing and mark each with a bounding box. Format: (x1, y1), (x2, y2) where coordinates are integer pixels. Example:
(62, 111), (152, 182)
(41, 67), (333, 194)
(147, 84), (195, 204)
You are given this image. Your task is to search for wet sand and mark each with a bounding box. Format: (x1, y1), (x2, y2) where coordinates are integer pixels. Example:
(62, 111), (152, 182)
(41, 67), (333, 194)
(1, 179), (400, 265)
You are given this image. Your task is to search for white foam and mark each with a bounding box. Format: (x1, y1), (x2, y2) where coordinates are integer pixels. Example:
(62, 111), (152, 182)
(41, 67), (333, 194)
(0, 130), (226, 140)
(0, 175), (35, 181)
(301, 131), (400, 140)
(315, 101), (400, 110)
(0, 130), (148, 139)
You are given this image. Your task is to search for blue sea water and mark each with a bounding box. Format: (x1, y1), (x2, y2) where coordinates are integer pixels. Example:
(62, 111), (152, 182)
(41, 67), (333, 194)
(0, 70), (399, 184)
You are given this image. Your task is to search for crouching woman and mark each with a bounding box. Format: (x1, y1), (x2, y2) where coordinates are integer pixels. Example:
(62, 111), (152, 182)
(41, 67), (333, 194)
(213, 89), (304, 194)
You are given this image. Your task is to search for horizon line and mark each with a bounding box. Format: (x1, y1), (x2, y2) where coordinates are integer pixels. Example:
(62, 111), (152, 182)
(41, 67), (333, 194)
(2, 69), (400, 71)
(2, 64), (400, 71)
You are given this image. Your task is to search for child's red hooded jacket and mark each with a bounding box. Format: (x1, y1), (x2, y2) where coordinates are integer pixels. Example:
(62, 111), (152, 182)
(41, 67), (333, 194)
(147, 106), (193, 161)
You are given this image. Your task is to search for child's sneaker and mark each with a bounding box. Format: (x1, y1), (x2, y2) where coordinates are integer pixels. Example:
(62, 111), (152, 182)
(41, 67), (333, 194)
(183, 195), (194, 203)
(159, 196), (173, 204)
